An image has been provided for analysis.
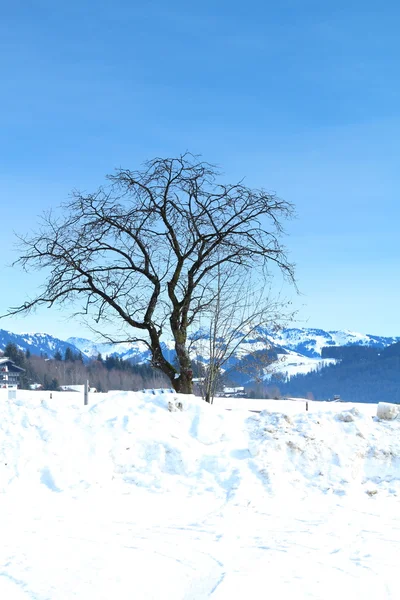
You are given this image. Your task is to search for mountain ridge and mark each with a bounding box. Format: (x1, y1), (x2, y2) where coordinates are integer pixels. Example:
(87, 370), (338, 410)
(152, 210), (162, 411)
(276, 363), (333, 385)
(0, 329), (82, 359)
(0, 327), (398, 363)
(269, 327), (400, 358)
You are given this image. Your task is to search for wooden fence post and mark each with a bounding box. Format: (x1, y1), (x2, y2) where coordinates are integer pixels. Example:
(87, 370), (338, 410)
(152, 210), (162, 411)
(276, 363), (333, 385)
(84, 380), (89, 406)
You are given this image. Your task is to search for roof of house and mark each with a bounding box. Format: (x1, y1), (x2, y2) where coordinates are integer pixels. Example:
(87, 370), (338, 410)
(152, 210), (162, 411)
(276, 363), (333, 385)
(0, 357), (25, 372)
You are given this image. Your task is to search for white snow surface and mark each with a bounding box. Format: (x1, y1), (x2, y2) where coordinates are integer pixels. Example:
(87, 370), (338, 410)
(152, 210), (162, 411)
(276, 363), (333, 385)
(1, 390), (400, 598)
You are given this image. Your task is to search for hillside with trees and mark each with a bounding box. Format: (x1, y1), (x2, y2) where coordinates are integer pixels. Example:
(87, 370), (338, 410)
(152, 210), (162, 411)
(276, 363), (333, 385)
(1, 343), (169, 392)
(277, 342), (400, 403)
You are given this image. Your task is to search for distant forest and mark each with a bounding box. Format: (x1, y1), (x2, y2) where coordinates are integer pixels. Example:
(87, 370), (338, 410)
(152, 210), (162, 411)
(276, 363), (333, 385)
(2, 343), (170, 392)
(276, 342), (400, 404)
(5, 339), (400, 402)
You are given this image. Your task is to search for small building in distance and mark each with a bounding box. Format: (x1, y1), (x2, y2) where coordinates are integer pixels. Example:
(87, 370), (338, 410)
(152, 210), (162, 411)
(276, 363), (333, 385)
(221, 386), (246, 398)
(0, 357), (25, 389)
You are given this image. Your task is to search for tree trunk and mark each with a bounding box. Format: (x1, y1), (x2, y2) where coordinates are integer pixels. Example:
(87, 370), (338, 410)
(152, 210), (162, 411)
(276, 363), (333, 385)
(204, 391), (213, 404)
(172, 335), (193, 394)
(173, 369), (193, 394)
(203, 363), (219, 404)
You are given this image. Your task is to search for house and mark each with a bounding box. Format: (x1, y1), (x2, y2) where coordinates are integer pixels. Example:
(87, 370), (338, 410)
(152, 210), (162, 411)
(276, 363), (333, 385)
(0, 357), (25, 389)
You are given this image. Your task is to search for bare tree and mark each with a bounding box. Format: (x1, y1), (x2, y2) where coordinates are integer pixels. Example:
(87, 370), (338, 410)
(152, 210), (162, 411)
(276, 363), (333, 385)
(4, 153), (295, 394)
(192, 268), (294, 403)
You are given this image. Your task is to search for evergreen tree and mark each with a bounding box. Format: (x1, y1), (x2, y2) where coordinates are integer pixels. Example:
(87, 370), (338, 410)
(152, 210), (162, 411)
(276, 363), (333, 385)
(64, 347), (74, 362)
(4, 342), (22, 364)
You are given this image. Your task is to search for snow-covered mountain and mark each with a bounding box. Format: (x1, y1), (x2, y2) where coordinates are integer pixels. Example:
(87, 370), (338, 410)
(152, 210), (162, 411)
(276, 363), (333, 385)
(269, 328), (400, 358)
(66, 337), (152, 362)
(1, 327), (399, 381)
(0, 329), (81, 359)
(67, 337), (176, 363)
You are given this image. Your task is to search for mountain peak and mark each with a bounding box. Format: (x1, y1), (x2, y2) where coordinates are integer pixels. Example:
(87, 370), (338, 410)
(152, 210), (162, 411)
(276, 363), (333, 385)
(0, 327), (399, 378)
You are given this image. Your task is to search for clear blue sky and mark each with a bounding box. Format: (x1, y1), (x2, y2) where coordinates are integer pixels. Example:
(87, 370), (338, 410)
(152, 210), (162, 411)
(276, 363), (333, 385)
(1, 0), (400, 339)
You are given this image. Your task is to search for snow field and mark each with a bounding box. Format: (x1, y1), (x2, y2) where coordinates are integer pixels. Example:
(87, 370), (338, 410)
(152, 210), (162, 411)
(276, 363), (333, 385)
(1, 390), (400, 598)
(3, 391), (398, 500)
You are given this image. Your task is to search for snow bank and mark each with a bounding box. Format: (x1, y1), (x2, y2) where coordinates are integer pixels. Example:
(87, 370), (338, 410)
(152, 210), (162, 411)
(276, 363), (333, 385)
(1, 390), (400, 503)
(248, 407), (400, 498)
(376, 401), (400, 420)
(0, 390), (241, 504)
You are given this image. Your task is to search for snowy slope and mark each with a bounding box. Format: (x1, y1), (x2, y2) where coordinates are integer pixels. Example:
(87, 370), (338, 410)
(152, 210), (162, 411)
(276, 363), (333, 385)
(1, 326), (398, 363)
(67, 328), (400, 362)
(271, 351), (337, 379)
(66, 336), (152, 361)
(0, 328), (82, 358)
(1, 390), (400, 598)
(270, 327), (400, 358)
(67, 336), (176, 363)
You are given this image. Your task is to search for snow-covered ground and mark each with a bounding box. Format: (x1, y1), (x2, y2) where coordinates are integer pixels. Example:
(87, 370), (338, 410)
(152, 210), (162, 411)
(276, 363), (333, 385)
(1, 389), (400, 598)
